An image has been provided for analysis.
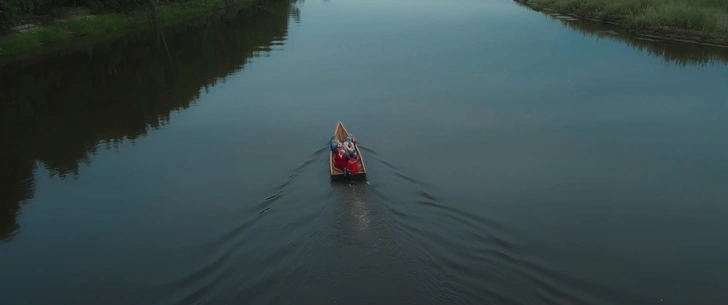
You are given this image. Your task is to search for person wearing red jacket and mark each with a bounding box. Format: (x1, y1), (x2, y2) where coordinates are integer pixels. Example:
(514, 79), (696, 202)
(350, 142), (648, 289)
(334, 148), (348, 170)
(345, 156), (359, 174)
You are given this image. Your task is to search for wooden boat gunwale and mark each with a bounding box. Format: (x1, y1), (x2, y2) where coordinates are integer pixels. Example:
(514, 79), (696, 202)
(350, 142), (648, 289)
(329, 121), (367, 180)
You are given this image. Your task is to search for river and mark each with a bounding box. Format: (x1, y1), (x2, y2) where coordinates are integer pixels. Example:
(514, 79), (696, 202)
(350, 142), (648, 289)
(1, 0), (728, 304)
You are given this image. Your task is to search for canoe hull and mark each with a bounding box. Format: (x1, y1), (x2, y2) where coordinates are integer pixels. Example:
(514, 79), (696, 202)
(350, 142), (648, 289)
(329, 121), (367, 181)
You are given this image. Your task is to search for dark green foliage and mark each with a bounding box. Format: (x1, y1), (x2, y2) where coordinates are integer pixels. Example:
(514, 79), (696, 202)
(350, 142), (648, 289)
(525, 0), (728, 34)
(0, 0), (209, 30)
(551, 13), (728, 67)
(0, 0), (254, 58)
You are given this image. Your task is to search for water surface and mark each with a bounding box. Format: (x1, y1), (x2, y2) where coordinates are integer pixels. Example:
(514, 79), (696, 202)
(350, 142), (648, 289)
(2, 0), (728, 304)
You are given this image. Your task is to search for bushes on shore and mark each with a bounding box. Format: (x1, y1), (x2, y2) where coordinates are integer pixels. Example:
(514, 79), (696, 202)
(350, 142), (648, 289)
(525, 0), (728, 34)
(0, 0), (252, 58)
(0, 0), (243, 31)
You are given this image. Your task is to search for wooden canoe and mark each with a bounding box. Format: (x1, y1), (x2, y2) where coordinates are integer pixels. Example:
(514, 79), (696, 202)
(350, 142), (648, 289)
(329, 121), (367, 180)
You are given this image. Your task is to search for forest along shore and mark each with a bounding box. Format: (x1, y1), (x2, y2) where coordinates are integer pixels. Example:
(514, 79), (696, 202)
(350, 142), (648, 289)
(0, 0), (258, 61)
(514, 0), (728, 48)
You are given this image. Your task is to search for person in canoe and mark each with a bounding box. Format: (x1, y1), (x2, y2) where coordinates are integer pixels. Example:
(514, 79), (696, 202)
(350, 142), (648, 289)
(344, 136), (356, 154)
(334, 147), (348, 170)
(330, 136), (341, 153)
(345, 154), (359, 174)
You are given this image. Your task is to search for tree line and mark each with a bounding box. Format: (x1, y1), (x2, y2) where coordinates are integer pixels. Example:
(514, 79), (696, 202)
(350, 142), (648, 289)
(0, 0), (222, 31)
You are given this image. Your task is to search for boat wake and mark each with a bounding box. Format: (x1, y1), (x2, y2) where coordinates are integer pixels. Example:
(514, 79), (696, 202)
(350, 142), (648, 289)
(145, 147), (330, 305)
(317, 147), (530, 303)
(146, 145), (633, 305)
(327, 148), (627, 304)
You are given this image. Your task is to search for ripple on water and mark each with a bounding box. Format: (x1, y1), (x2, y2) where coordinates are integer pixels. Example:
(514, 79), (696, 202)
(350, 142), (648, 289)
(355, 150), (556, 304)
(147, 147), (331, 305)
(154, 145), (632, 305)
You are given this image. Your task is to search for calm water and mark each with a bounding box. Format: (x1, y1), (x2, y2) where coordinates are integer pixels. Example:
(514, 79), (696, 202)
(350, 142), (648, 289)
(2, 0), (728, 304)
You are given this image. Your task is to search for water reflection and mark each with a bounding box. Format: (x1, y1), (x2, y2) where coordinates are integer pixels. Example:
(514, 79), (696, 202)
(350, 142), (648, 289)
(0, 158), (35, 241)
(329, 179), (397, 257)
(345, 182), (372, 233)
(0, 0), (297, 241)
(517, 2), (728, 67)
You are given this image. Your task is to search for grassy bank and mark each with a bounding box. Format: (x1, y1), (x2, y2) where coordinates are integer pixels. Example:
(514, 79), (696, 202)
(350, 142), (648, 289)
(517, 0), (728, 47)
(0, 0), (255, 59)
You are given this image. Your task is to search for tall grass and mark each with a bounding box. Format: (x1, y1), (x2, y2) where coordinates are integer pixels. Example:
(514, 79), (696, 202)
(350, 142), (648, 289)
(0, 0), (254, 58)
(527, 0), (728, 34)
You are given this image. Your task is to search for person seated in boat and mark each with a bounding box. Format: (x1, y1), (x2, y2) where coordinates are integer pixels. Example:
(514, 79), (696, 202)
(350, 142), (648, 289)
(345, 155), (359, 174)
(348, 150), (357, 161)
(344, 140), (356, 155)
(334, 141), (343, 154)
(334, 147), (348, 170)
(330, 137), (341, 153)
(346, 136), (356, 147)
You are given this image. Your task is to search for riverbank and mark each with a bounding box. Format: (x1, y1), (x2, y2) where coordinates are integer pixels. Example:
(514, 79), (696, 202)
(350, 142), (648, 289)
(515, 0), (728, 48)
(0, 0), (256, 61)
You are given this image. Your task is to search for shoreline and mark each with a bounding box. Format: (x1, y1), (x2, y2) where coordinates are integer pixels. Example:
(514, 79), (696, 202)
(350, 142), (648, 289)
(514, 0), (728, 49)
(0, 0), (258, 63)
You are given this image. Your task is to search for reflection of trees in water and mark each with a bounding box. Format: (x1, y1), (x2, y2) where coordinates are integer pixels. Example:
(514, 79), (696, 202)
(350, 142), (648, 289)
(551, 16), (728, 67)
(0, 157), (36, 241)
(0, 0), (297, 241)
(290, 5), (301, 23)
(287, 0), (302, 23)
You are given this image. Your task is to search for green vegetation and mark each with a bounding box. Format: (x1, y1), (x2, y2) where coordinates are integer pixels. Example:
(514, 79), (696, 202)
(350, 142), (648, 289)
(550, 13), (728, 67)
(0, 0), (255, 58)
(519, 0), (728, 46)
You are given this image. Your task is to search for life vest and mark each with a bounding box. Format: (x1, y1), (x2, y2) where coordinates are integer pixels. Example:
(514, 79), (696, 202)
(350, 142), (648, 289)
(334, 149), (347, 169)
(346, 158), (359, 173)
